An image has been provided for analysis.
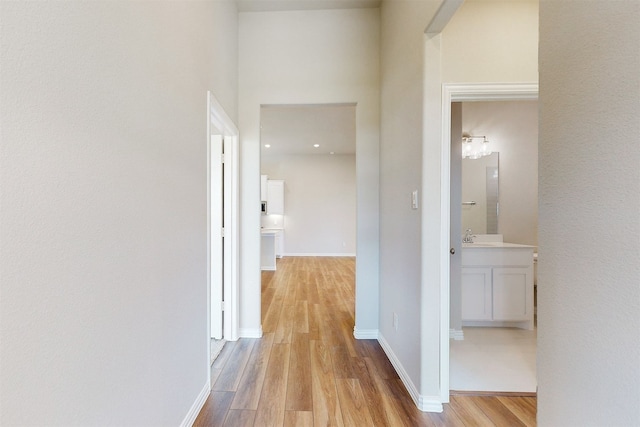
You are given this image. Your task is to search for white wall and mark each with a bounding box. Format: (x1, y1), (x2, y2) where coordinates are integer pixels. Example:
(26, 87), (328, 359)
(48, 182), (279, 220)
(0, 1), (238, 424)
(262, 154), (356, 255)
(380, 0), (442, 405)
(441, 0), (539, 83)
(538, 1), (640, 425)
(462, 101), (538, 246)
(239, 8), (380, 336)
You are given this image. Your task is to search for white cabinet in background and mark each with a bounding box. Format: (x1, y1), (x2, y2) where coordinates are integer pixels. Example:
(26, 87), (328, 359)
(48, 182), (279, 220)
(267, 180), (284, 215)
(274, 229), (284, 258)
(492, 267), (530, 321)
(461, 243), (534, 330)
(260, 175), (268, 202)
(461, 268), (492, 321)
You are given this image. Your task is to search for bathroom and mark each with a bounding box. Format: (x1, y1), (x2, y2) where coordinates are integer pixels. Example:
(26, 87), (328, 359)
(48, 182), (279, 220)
(450, 99), (538, 393)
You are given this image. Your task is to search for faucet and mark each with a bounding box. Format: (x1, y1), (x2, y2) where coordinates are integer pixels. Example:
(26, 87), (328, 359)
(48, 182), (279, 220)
(463, 228), (475, 243)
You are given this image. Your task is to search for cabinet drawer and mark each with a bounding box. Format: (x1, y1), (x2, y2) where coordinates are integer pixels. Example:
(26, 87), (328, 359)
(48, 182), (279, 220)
(462, 248), (532, 267)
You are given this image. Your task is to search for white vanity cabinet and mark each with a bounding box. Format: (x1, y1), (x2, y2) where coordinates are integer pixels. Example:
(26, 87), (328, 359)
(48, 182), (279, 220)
(461, 243), (535, 330)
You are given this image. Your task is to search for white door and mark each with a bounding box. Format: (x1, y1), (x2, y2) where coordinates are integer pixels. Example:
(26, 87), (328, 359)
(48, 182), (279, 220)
(450, 102), (463, 332)
(210, 134), (223, 339)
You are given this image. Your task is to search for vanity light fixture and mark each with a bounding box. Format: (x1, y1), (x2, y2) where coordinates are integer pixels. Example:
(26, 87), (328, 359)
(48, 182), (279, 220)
(462, 133), (492, 159)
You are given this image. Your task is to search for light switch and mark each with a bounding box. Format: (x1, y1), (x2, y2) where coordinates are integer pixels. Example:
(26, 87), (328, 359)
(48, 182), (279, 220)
(411, 190), (418, 209)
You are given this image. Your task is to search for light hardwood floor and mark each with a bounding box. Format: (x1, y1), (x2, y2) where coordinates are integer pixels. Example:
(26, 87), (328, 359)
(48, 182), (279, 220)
(194, 256), (536, 426)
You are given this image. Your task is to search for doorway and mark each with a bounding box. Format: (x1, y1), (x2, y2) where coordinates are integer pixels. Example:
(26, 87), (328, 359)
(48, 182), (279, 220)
(258, 103), (358, 324)
(449, 99), (539, 393)
(439, 83), (539, 401)
(207, 92), (240, 368)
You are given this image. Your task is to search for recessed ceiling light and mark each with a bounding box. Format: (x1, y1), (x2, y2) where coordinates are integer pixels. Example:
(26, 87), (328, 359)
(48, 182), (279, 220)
(264, 144), (271, 148)
(330, 151), (335, 155)
(313, 144), (320, 148)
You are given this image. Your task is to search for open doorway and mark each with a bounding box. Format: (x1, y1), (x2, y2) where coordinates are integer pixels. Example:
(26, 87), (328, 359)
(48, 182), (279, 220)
(207, 92), (240, 367)
(258, 104), (357, 326)
(439, 83), (539, 401)
(449, 99), (538, 393)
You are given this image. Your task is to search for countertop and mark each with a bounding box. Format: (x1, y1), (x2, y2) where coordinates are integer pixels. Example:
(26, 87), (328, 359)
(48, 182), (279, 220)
(462, 242), (536, 249)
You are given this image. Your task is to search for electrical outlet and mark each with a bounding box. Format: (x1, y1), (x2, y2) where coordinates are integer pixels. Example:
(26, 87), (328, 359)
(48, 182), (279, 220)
(393, 312), (398, 331)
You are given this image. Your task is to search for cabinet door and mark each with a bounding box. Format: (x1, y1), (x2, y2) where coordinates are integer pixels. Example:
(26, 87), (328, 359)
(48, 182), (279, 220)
(492, 267), (531, 321)
(260, 175), (268, 201)
(267, 180), (284, 215)
(461, 268), (492, 321)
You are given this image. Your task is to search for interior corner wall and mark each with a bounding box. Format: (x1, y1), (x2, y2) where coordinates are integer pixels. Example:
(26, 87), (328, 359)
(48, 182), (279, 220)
(261, 154), (356, 255)
(239, 8), (380, 335)
(461, 101), (538, 246)
(538, 2), (640, 425)
(0, 1), (237, 425)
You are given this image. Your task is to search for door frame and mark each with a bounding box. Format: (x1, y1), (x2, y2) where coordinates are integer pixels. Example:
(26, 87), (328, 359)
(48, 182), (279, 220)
(207, 91), (240, 366)
(439, 83), (538, 402)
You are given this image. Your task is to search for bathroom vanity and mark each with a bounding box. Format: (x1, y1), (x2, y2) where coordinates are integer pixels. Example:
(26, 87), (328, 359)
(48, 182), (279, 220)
(461, 240), (535, 330)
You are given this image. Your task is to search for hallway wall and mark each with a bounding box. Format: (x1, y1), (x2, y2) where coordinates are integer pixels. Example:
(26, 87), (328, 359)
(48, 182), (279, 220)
(538, 1), (640, 425)
(0, 1), (238, 424)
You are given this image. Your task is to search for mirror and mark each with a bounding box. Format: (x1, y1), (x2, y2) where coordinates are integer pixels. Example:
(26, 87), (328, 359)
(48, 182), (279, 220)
(461, 152), (499, 234)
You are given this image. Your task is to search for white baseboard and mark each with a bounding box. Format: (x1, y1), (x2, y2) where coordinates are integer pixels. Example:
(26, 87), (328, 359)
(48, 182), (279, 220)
(353, 327), (379, 339)
(449, 328), (464, 340)
(282, 252), (356, 257)
(378, 333), (444, 413)
(261, 266), (276, 271)
(239, 325), (263, 338)
(180, 381), (210, 427)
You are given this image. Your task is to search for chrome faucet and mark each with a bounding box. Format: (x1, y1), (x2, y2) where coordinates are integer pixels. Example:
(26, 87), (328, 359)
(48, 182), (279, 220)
(463, 228), (475, 243)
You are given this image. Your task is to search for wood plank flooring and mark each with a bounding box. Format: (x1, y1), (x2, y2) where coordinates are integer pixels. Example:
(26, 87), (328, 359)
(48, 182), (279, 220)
(194, 256), (536, 426)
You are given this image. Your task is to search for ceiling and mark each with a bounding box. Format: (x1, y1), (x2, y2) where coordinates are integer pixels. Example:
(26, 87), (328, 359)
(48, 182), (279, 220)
(260, 104), (356, 157)
(237, 0), (381, 12)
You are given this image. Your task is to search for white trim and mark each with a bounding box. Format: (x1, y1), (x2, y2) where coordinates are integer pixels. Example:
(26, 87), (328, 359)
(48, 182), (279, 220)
(444, 83), (539, 103)
(439, 82), (539, 406)
(224, 134), (240, 342)
(282, 253), (356, 257)
(180, 381), (210, 427)
(449, 329), (464, 340)
(378, 334), (444, 413)
(418, 395), (446, 413)
(239, 326), (263, 339)
(353, 327), (378, 339)
(207, 92), (241, 352)
(425, 0), (464, 34)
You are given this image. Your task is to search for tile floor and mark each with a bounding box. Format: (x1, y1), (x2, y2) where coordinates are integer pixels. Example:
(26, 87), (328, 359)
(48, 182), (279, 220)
(450, 326), (537, 393)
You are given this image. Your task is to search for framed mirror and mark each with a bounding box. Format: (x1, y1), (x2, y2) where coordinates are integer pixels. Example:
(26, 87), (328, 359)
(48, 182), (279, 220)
(461, 152), (499, 234)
